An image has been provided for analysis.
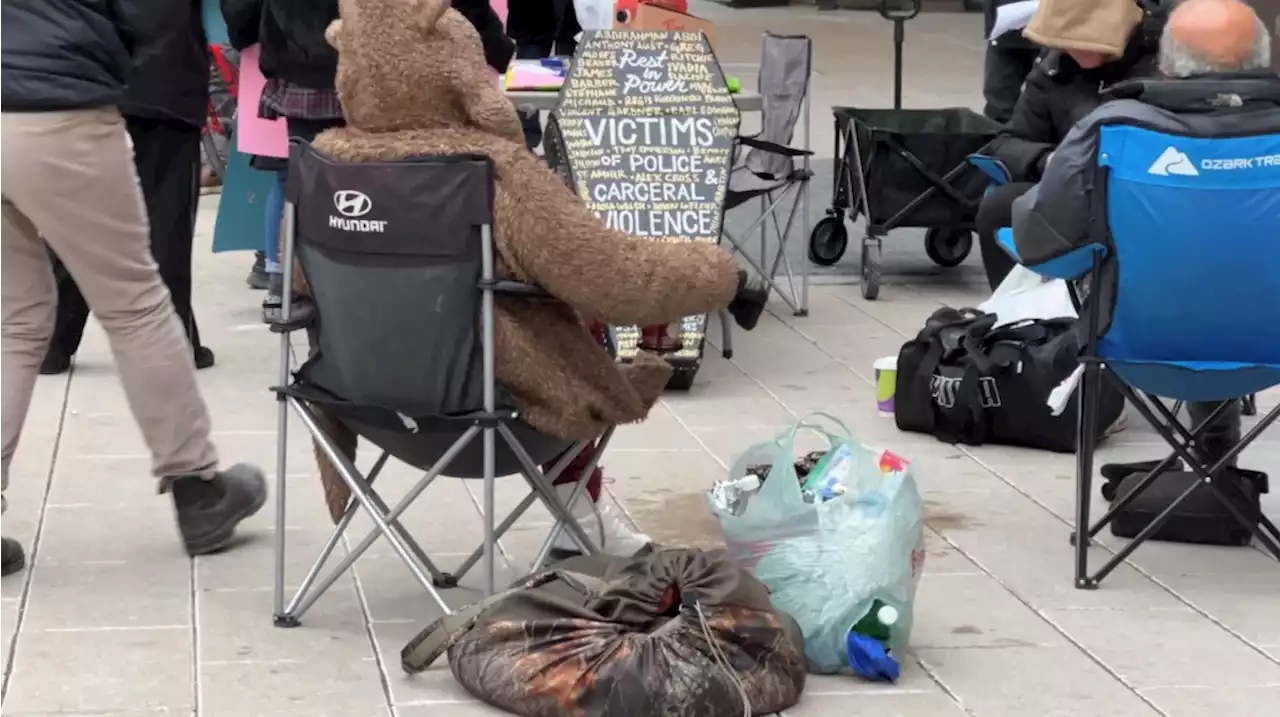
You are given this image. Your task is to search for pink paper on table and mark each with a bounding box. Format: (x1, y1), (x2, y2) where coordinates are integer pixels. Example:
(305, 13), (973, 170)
(235, 45), (289, 159)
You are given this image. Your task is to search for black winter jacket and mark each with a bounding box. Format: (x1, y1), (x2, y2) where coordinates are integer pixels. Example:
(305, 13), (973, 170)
(985, 1), (1168, 182)
(222, 0), (512, 88)
(984, 0), (1037, 51)
(223, 0), (338, 88)
(121, 0), (209, 128)
(1, 0), (137, 112)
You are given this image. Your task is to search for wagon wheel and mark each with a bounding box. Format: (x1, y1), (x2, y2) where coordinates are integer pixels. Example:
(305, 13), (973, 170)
(924, 227), (973, 268)
(809, 216), (849, 266)
(860, 238), (882, 301)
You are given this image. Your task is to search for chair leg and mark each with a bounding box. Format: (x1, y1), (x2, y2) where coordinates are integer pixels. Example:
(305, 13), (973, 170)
(1074, 362), (1101, 589)
(448, 438), (590, 582)
(528, 429), (616, 569)
(719, 310), (734, 360)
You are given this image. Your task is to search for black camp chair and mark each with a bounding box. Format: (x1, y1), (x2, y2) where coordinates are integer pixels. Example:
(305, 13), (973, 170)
(269, 143), (609, 626)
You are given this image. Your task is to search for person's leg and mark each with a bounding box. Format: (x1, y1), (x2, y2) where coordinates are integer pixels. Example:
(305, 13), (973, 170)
(546, 321), (650, 558)
(41, 246), (92, 374)
(515, 42), (553, 151)
(975, 181), (1035, 291)
(982, 45), (1037, 124)
(1, 108), (265, 556)
(1187, 399), (1242, 467)
(127, 117), (213, 369)
(261, 170), (287, 322)
(2, 183), (59, 576)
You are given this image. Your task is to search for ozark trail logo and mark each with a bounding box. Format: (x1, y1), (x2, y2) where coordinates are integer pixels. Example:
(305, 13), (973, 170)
(1147, 147), (1199, 177)
(333, 190), (373, 217)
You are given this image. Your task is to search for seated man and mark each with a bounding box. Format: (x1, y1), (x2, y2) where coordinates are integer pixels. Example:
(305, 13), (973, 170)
(1011, 0), (1278, 478)
(976, 0), (1165, 290)
(295, 0), (768, 556)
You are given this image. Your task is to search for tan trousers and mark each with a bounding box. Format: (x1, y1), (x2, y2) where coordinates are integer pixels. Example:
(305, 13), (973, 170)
(1, 108), (219, 502)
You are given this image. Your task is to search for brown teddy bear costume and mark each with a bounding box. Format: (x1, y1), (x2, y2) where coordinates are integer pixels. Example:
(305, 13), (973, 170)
(301, 0), (759, 520)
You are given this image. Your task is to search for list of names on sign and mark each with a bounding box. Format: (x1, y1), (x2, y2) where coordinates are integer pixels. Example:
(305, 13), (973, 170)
(549, 30), (739, 361)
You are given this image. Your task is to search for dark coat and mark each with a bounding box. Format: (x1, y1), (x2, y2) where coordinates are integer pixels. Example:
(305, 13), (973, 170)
(985, 1), (1169, 182)
(221, 0), (511, 89)
(507, 0), (579, 50)
(121, 0), (209, 128)
(984, 0), (1038, 50)
(1, 0), (137, 112)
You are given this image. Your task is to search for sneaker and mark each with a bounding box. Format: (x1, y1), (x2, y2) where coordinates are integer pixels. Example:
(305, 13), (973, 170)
(247, 252), (269, 290)
(1102, 407), (1129, 438)
(550, 483), (651, 559)
(1, 537), (25, 577)
(39, 348), (72, 376)
(261, 272), (283, 324)
(166, 464), (267, 556)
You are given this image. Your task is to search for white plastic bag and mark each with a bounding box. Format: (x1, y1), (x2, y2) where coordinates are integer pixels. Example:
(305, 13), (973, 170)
(708, 412), (925, 674)
(977, 264), (1077, 328)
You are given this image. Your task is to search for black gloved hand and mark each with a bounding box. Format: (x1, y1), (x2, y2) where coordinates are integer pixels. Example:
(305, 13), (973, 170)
(728, 269), (768, 331)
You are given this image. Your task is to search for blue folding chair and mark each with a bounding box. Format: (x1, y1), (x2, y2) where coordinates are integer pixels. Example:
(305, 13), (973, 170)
(999, 123), (1280, 588)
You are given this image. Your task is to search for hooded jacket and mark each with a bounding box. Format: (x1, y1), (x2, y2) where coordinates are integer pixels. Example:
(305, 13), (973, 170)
(985, 0), (1166, 182)
(1010, 72), (1280, 269)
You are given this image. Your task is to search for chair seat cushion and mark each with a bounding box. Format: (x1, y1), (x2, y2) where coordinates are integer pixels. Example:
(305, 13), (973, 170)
(1105, 359), (1280, 402)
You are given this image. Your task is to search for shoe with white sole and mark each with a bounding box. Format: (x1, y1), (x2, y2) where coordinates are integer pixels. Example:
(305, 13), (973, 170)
(550, 483), (651, 559)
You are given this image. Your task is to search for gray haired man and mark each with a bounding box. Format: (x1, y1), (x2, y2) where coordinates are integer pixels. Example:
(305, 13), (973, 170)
(1010, 0), (1277, 479)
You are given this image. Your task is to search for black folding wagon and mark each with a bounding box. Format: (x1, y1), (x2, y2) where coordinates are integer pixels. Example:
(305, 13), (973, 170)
(806, 1), (1003, 300)
(809, 107), (1002, 299)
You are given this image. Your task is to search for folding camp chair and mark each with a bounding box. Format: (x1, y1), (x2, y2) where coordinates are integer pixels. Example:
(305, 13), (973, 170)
(269, 143), (608, 626)
(997, 123), (1280, 588)
(721, 33), (814, 320)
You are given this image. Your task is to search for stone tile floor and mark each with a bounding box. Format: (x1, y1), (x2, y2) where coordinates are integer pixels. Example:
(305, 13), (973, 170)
(2, 5), (1278, 717)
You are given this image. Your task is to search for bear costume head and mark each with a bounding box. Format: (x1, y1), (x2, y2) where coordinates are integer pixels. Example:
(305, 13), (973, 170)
(324, 0), (523, 142)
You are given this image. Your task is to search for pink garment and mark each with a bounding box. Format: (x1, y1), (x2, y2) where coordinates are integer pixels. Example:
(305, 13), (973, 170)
(235, 46), (290, 158)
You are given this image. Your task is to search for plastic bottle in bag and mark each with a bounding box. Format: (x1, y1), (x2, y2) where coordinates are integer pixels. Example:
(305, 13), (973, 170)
(845, 600), (901, 681)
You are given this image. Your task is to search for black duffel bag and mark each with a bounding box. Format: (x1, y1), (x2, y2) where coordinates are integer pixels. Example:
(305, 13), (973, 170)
(894, 308), (1124, 452)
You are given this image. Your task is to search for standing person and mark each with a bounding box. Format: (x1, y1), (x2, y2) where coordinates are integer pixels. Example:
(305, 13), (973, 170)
(1, 0), (267, 576)
(39, 0), (216, 376)
(507, 0), (579, 150)
(983, 0), (1043, 123)
(223, 0), (514, 318)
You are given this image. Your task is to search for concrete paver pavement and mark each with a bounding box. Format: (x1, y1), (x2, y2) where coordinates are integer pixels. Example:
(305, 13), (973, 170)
(2, 5), (1278, 716)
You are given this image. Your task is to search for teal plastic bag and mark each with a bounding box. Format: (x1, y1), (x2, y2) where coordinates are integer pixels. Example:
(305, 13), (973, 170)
(709, 412), (925, 674)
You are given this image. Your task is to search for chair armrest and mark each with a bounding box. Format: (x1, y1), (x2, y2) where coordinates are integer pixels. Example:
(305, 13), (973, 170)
(737, 135), (813, 157)
(996, 228), (1107, 281)
(485, 280), (553, 298)
(969, 154), (1012, 186)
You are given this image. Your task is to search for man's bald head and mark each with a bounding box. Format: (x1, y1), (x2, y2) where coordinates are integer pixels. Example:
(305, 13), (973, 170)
(1159, 0), (1271, 77)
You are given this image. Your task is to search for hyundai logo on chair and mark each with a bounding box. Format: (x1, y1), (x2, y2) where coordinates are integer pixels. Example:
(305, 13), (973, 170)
(330, 190), (387, 233)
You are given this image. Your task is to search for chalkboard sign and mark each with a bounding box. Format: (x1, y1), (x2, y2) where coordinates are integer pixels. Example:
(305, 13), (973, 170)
(546, 30), (739, 363)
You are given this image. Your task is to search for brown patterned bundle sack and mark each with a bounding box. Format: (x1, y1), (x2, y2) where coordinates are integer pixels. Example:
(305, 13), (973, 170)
(401, 547), (807, 717)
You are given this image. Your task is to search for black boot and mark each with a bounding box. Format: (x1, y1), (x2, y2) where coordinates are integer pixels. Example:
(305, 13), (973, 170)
(194, 345), (216, 370)
(728, 270), (769, 331)
(39, 348), (73, 376)
(1187, 400), (1242, 468)
(1, 537), (25, 577)
(246, 251), (269, 290)
(165, 464), (267, 556)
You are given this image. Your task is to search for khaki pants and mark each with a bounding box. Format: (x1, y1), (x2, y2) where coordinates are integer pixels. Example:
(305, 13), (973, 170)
(1, 108), (218, 503)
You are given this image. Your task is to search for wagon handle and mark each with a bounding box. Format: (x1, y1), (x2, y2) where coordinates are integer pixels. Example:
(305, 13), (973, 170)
(879, 0), (920, 110)
(878, 0), (920, 21)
